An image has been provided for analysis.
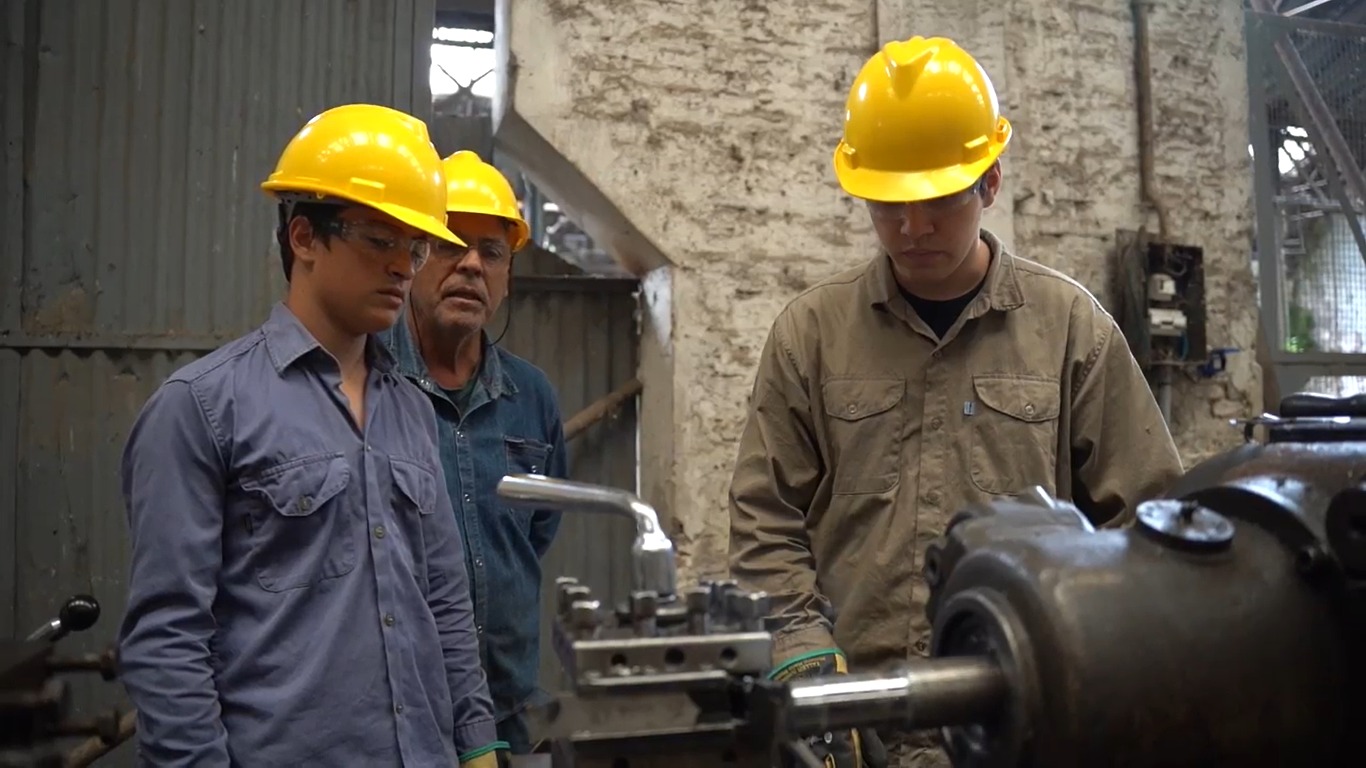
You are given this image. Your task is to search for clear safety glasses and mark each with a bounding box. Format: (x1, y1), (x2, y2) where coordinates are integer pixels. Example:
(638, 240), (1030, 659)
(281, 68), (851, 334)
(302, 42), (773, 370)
(327, 219), (434, 272)
(865, 178), (986, 223)
(430, 239), (512, 269)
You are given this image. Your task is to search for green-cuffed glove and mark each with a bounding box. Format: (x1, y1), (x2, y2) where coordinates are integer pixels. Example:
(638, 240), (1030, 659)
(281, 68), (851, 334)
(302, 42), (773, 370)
(771, 650), (888, 768)
(458, 742), (510, 768)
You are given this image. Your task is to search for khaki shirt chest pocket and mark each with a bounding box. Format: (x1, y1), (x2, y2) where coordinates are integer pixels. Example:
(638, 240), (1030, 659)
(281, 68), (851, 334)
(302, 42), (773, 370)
(821, 378), (907, 496)
(241, 454), (357, 593)
(968, 374), (1062, 496)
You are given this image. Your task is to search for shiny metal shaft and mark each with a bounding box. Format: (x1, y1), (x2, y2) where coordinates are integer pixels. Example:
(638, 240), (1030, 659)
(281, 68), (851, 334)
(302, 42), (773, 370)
(496, 474), (678, 597)
(784, 656), (1007, 735)
(498, 474), (638, 516)
(496, 474), (669, 548)
(25, 619), (62, 643)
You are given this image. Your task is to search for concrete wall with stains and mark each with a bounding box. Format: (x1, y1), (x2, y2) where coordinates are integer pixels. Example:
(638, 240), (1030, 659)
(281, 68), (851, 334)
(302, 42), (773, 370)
(495, 0), (1261, 580)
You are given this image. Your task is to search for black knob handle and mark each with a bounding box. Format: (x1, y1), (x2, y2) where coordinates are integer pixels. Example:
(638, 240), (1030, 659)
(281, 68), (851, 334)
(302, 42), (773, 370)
(60, 594), (101, 633)
(1279, 392), (1366, 419)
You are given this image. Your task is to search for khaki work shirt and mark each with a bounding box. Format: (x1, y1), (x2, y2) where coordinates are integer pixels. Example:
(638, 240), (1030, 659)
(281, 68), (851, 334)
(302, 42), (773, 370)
(728, 230), (1184, 671)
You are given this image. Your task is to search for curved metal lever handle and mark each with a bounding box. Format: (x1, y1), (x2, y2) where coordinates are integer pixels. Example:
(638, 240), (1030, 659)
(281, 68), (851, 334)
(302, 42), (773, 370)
(497, 474), (677, 597)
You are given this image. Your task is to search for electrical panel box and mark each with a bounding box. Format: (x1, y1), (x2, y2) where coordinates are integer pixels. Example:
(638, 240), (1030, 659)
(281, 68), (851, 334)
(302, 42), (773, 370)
(1112, 229), (1207, 370)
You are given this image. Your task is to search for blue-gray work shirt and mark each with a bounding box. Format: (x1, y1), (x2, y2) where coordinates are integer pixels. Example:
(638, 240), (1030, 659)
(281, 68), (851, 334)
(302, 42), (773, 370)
(116, 302), (499, 767)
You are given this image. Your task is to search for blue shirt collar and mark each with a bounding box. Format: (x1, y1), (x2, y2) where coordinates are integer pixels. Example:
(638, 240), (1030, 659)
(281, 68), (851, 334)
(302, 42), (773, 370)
(261, 301), (397, 376)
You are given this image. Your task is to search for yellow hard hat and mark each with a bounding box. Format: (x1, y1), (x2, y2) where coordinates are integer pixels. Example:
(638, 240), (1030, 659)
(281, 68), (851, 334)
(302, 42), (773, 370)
(833, 36), (1012, 203)
(261, 103), (464, 246)
(441, 150), (531, 252)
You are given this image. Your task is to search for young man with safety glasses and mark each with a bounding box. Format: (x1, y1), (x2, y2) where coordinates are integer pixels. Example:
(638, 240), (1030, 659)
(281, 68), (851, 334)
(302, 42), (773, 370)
(728, 37), (1184, 768)
(116, 105), (507, 767)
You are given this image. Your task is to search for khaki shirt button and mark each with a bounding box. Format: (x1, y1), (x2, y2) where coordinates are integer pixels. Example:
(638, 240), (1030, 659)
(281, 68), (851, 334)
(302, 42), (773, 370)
(1024, 403), (1035, 416)
(929, 417), (942, 430)
(925, 490), (940, 505)
(847, 404), (857, 414)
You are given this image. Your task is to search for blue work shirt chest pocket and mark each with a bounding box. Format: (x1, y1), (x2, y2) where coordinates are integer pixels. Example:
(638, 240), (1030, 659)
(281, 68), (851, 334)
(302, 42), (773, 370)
(503, 436), (550, 475)
(390, 458), (440, 594)
(391, 458), (439, 516)
(241, 453), (356, 593)
(503, 436), (551, 526)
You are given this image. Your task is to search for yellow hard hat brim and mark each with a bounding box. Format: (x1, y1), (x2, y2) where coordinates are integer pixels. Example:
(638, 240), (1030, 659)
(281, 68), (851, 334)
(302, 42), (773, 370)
(372, 200), (467, 247)
(498, 216), (530, 252)
(260, 181), (467, 247)
(446, 202), (531, 252)
(833, 143), (1005, 203)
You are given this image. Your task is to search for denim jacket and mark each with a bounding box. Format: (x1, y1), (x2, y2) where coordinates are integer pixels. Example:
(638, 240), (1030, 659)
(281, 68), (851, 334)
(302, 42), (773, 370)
(379, 321), (567, 737)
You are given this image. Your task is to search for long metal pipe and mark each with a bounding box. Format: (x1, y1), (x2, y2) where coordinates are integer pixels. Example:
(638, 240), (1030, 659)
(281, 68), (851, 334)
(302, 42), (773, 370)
(783, 657), (1008, 736)
(1131, 0), (1170, 243)
(1156, 363), (1174, 425)
(1131, 0), (1181, 426)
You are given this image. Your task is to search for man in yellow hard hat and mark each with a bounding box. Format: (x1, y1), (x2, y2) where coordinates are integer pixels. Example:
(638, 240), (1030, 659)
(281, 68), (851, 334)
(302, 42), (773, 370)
(728, 37), (1184, 767)
(117, 105), (506, 767)
(380, 150), (568, 754)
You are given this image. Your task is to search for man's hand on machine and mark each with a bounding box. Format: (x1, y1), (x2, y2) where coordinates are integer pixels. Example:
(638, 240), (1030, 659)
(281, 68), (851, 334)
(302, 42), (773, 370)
(771, 650), (888, 768)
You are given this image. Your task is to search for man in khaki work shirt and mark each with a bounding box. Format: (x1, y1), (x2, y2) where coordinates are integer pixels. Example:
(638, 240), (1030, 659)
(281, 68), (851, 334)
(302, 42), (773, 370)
(728, 36), (1185, 768)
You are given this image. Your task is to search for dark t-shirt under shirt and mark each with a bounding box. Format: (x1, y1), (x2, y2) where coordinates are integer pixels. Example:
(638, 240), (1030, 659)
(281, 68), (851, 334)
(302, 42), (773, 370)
(900, 276), (986, 339)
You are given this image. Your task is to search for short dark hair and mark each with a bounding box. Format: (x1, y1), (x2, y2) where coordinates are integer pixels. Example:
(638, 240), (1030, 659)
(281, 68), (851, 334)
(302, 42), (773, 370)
(275, 202), (343, 281)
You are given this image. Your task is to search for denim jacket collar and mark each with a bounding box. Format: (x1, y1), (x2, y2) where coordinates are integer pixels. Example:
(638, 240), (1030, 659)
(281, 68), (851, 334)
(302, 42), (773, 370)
(383, 312), (518, 402)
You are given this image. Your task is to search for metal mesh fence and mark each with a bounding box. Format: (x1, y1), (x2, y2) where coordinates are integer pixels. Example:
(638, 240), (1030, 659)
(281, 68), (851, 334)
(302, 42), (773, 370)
(1253, 15), (1366, 355)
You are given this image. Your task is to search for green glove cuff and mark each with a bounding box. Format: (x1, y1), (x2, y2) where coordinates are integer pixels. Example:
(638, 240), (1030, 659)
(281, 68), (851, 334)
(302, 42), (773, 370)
(458, 740), (510, 763)
(769, 648), (847, 682)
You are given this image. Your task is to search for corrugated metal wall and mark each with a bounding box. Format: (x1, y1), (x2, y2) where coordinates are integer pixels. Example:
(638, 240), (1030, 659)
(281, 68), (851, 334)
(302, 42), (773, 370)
(1, 0), (438, 349)
(1, 0), (443, 764)
(3, 2), (641, 763)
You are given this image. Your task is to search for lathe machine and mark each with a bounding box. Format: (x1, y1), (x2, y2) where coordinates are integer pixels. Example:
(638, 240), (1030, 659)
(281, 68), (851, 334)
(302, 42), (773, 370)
(6, 392), (1366, 767)
(497, 392), (1366, 768)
